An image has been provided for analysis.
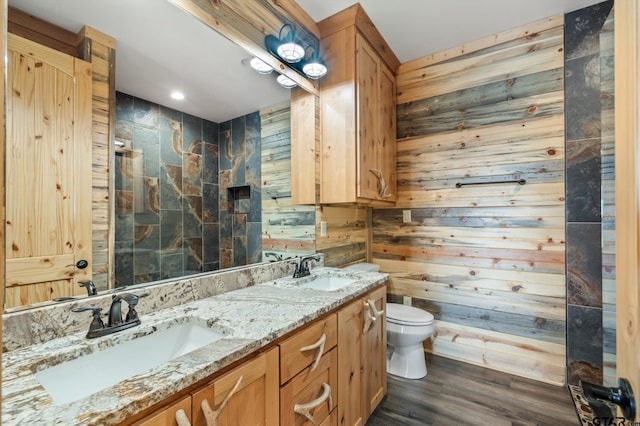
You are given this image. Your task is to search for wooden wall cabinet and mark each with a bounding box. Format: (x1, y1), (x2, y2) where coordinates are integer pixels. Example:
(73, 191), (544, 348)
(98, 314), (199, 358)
(337, 285), (387, 425)
(318, 5), (400, 205)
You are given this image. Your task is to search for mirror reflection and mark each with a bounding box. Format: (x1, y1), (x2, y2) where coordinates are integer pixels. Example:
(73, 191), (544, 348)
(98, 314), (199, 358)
(5, 0), (301, 310)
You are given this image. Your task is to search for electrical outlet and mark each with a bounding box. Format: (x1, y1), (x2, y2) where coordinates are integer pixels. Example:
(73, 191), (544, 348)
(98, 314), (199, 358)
(320, 221), (327, 237)
(402, 210), (411, 223)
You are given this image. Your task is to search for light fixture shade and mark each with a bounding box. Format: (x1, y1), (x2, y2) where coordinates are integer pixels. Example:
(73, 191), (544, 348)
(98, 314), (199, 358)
(277, 74), (297, 89)
(277, 39), (305, 63)
(302, 52), (327, 79)
(249, 57), (273, 74)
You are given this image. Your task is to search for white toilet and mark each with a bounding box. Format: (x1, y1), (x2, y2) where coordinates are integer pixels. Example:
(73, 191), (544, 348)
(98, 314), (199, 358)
(386, 303), (434, 379)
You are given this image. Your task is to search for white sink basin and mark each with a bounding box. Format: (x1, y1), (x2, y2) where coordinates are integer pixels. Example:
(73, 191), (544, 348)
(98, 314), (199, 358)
(298, 276), (356, 291)
(34, 320), (224, 404)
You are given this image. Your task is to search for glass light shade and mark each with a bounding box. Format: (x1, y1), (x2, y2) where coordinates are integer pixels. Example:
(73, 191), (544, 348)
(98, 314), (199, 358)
(249, 57), (273, 74)
(277, 39), (305, 63)
(276, 74), (297, 89)
(302, 60), (327, 79)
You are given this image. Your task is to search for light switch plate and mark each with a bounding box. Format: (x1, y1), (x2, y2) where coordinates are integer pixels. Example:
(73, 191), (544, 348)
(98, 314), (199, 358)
(402, 210), (411, 223)
(320, 221), (327, 237)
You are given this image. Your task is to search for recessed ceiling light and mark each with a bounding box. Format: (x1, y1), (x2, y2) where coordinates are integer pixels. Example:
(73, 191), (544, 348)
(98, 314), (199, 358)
(170, 91), (185, 100)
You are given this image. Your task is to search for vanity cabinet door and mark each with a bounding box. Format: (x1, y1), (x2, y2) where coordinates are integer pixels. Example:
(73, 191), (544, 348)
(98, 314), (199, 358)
(191, 347), (279, 426)
(133, 395), (191, 426)
(362, 285), (387, 419)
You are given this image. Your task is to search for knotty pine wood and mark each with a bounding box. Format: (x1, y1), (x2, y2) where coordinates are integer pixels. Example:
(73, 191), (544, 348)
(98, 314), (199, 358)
(365, 354), (578, 425)
(375, 16), (566, 384)
(315, 205), (368, 267)
(8, 6), (78, 57)
(261, 103), (316, 260)
(614, 0), (640, 415)
(1, 1), (6, 410)
(290, 87), (318, 205)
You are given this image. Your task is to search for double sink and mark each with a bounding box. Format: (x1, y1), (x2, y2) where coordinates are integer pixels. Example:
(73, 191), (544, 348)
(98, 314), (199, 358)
(32, 272), (358, 405)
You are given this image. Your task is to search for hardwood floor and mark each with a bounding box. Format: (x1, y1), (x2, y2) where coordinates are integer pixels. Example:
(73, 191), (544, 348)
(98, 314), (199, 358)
(366, 354), (579, 426)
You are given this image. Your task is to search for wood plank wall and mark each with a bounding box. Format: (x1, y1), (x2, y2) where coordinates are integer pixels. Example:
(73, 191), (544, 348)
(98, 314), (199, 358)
(600, 10), (616, 386)
(374, 16), (567, 384)
(261, 103), (316, 259)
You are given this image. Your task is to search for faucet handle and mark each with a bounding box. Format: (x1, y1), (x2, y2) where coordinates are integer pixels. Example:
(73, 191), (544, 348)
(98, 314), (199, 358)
(72, 306), (105, 336)
(122, 292), (149, 322)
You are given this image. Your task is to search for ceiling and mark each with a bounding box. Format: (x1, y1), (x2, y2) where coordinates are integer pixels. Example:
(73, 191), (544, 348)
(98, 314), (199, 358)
(8, 0), (604, 123)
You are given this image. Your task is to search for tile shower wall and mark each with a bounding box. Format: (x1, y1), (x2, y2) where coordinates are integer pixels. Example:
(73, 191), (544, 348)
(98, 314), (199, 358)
(564, 0), (613, 385)
(114, 92), (220, 286)
(218, 112), (262, 269)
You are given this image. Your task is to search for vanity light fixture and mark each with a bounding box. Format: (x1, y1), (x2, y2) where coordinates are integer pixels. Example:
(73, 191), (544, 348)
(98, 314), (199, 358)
(301, 48), (327, 80)
(249, 57), (273, 74)
(266, 23), (305, 63)
(276, 74), (297, 89)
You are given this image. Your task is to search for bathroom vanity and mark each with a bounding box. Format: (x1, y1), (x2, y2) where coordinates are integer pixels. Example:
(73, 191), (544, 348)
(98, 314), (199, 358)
(1, 263), (387, 425)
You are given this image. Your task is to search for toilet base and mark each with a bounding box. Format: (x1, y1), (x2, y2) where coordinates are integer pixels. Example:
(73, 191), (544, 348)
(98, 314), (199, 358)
(386, 343), (427, 379)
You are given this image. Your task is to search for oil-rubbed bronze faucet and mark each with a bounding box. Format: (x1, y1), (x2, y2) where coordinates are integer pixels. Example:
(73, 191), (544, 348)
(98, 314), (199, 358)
(293, 255), (321, 278)
(72, 292), (148, 339)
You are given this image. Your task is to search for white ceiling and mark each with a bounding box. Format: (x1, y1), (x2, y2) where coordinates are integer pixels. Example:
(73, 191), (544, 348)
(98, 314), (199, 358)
(8, 0), (604, 123)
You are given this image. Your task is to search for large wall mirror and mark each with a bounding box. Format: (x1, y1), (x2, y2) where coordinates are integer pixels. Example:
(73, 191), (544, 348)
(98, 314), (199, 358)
(5, 0), (313, 311)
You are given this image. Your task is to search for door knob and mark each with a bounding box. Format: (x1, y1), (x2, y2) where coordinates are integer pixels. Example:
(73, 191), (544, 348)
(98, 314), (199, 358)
(580, 378), (636, 421)
(67, 259), (89, 269)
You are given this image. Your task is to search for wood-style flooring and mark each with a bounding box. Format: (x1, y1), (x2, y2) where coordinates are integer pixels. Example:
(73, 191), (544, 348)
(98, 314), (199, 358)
(366, 354), (579, 426)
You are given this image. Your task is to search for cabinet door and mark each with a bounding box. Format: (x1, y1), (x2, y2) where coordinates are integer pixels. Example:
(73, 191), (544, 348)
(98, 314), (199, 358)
(134, 395), (191, 426)
(355, 33), (380, 201)
(191, 347), (279, 426)
(337, 296), (365, 426)
(362, 286), (387, 419)
(378, 65), (397, 202)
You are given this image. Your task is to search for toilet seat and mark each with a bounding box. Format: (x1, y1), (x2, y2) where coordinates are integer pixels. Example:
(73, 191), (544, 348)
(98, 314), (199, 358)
(386, 303), (434, 326)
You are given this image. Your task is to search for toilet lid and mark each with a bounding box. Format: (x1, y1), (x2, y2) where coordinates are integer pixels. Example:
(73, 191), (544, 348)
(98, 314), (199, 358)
(386, 303), (434, 325)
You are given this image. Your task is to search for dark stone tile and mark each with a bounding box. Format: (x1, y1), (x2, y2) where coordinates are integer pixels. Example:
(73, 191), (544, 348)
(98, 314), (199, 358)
(247, 222), (262, 264)
(567, 304), (603, 368)
(161, 165), (182, 210)
(183, 113), (203, 155)
(219, 119), (231, 132)
(134, 126), (160, 177)
(134, 272), (161, 285)
(184, 237), (203, 273)
(245, 110), (260, 139)
(565, 0), (613, 60)
(114, 213), (134, 242)
(234, 237), (247, 266)
(134, 177), (160, 225)
(203, 143), (219, 184)
(204, 262), (219, 272)
(203, 120), (219, 145)
(567, 223), (602, 307)
(115, 121), (133, 145)
(114, 241), (134, 288)
(203, 223), (220, 264)
(220, 211), (232, 242)
(115, 190), (133, 215)
(133, 97), (159, 128)
(160, 116), (182, 166)
(160, 105), (182, 122)
(248, 187), (262, 223)
(160, 253), (184, 280)
(183, 153), (202, 196)
(565, 55), (601, 141)
(233, 213), (247, 236)
(235, 199), (250, 214)
(183, 196), (203, 238)
(231, 155), (246, 186)
(134, 224), (159, 251)
(115, 154), (133, 191)
(160, 210), (183, 254)
(220, 248), (233, 269)
(219, 129), (232, 171)
(134, 245), (159, 277)
(245, 136), (261, 185)
(115, 91), (134, 122)
(203, 183), (219, 224)
(566, 139), (601, 222)
(231, 116), (246, 156)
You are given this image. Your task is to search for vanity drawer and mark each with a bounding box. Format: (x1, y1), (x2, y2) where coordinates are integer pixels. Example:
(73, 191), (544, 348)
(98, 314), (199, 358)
(280, 348), (338, 426)
(279, 314), (337, 384)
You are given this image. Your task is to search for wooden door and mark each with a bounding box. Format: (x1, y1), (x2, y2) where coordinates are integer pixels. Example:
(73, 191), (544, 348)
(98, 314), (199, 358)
(5, 34), (92, 308)
(614, 0), (640, 419)
(337, 296), (365, 426)
(191, 348), (279, 426)
(361, 286), (386, 420)
(355, 33), (379, 201)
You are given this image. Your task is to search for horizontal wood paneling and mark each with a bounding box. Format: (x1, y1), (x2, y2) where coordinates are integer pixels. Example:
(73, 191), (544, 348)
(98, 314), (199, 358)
(375, 16), (566, 384)
(261, 103), (316, 261)
(316, 205), (368, 267)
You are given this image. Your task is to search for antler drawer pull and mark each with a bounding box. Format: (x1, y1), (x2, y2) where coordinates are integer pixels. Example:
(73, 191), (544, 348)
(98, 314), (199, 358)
(201, 375), (243, 426)
(368, 299), (384, 325)
(175, 408), (191, 426)
(299, 333), (326, 372)
(293, 382), (333, 425)
(369, 168), (392, 199)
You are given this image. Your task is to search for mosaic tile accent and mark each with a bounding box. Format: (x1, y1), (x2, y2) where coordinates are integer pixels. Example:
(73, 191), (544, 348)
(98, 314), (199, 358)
(566, 139), (601, 222)
(567, 304), (603, 384)
(567, 223), (602, 307)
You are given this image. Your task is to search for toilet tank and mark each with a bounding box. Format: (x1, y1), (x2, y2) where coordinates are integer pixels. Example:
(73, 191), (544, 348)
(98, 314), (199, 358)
(343, 262), (380, 273)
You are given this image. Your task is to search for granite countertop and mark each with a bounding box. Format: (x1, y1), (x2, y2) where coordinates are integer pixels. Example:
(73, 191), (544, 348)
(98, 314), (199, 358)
(2, 268), (387, 425)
